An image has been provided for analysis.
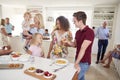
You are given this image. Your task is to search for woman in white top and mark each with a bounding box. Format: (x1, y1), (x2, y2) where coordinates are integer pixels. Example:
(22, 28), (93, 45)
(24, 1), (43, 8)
(47, 16), (73, 59)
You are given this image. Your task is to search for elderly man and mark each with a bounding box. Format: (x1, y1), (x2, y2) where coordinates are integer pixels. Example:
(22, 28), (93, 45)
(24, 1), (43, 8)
(95, 21), (109, 64)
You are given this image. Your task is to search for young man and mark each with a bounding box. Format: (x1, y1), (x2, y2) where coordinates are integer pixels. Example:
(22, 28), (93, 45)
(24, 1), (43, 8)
(64, 11), (94, 80)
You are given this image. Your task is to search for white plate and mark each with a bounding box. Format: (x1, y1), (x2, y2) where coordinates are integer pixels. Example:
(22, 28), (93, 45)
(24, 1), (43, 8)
(55, 58), (68, 66)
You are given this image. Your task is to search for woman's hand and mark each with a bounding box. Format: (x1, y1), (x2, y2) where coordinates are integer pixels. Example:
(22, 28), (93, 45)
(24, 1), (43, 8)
(47, 52), (50, 58)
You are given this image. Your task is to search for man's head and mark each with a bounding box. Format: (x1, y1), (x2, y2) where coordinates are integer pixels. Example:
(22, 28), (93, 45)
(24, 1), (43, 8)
(73, 11), (87, 28)
(102, 21), (107, 28)
(5, 17), (9, 24)
(45, 29), (48, 33)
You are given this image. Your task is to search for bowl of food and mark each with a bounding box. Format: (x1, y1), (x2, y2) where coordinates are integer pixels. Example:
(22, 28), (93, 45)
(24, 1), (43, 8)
(11, 53), (21, 61)
(35, 69), (44, 75)
(27, 67), (36, 72)
(43, 71), (53, 78)
(55, 58), (68, 66)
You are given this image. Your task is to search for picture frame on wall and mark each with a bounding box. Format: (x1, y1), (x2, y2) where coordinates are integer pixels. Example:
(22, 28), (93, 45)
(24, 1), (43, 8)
(47, 16), (54, 22)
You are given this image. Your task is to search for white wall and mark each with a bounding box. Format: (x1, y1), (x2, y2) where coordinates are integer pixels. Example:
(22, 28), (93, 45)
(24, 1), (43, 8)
(0, 5), (2, 18)
(114, 4), (120, 44)
(45, 6), (94, 38)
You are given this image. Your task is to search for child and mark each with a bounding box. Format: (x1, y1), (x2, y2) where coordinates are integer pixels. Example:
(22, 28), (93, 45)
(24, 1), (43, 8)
(27, 33), (44, 57)
(22, 12), (32, 49)
(22, 12), (32, 35)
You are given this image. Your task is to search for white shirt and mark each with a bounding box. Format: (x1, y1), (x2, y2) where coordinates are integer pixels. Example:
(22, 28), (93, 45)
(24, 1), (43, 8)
(96, 26), (109, 40)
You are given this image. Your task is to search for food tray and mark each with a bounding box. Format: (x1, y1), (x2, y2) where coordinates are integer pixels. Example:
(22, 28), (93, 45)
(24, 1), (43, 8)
(24, 70), (56, 80)
(0, 63), (24, 69)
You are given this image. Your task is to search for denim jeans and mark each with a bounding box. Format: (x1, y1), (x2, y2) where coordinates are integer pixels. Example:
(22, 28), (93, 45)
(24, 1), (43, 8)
(97, 39), (108, 62)
(78, 62), (90, 80)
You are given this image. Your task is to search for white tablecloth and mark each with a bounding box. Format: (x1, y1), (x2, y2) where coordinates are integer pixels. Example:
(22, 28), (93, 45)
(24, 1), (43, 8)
(0, 55), (76, 80)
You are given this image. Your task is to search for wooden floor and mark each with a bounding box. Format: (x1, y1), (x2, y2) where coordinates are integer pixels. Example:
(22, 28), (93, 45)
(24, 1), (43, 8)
(71, 54), (120, 80)
(85, 54), (120, 80)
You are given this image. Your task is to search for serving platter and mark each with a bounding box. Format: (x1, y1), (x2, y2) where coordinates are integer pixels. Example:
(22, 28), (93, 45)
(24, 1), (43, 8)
(0, 63), (24, 69)
(24, 68), (56, 80)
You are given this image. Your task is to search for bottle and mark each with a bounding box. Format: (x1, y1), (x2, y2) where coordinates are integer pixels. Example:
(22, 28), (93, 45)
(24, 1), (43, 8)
(29, 56), (34, 63)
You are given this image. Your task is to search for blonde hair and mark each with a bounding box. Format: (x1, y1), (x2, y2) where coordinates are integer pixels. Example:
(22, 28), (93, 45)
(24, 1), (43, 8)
(24, 12), (32, 19)
(34, 13), (44, 28)
(30, 33), (43, 45)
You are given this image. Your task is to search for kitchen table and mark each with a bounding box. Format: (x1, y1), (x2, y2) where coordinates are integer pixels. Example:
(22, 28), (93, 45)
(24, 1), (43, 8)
(0, 55), (77, 80)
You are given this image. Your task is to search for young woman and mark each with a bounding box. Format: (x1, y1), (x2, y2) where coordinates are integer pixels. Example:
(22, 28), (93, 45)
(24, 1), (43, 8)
(27, 33), (44, 57)
(24, 13), (45, 49)
(47, 16), (72, 59)
(29, 13), (45, 35)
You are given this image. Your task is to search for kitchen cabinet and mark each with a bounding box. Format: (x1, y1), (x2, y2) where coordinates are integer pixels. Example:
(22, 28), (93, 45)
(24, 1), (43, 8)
(92, 7), (115, 38)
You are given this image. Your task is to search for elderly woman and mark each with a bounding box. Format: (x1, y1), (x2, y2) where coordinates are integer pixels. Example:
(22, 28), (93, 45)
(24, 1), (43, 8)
(101, 44), (120, 68)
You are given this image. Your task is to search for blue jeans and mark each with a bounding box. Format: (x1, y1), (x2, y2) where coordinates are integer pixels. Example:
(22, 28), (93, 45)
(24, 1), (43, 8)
(97, 40), (108, 61)
(78, 62), (90, 80)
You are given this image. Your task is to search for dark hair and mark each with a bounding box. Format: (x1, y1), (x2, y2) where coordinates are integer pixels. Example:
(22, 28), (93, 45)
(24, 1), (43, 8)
(45, 29), (48, 32)
(56, 16), (70, 31)
(73, 11), (87, 25)
(1, 19), (5, 26)
(6, 17), (9, 20)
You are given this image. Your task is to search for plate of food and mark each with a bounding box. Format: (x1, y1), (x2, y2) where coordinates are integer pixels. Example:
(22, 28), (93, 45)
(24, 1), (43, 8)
(11, 52), (21, 61)
(55, 58), (68, 66)
(35, 69), (44, 75)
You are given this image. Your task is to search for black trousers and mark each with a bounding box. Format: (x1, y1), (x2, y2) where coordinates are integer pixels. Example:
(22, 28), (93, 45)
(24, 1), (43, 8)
(97, 39), (108, 61)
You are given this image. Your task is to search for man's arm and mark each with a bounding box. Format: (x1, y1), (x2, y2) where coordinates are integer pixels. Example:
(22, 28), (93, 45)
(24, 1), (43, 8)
(74, 40), (92, 73)
(75, 40), (92, 65)
(63, 39), (76, 48)
(12, 26), (14, 30)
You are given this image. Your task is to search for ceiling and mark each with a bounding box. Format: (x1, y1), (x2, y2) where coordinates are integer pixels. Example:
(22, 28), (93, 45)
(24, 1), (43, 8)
(0, 0), (120, 7)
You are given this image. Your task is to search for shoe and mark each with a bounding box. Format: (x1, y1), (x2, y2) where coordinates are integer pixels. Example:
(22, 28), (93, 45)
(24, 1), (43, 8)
(95, 61), (99, 64)
(100, 60), (105, 64)
(103, 65), (110, 68)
